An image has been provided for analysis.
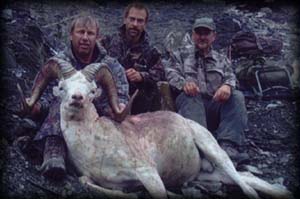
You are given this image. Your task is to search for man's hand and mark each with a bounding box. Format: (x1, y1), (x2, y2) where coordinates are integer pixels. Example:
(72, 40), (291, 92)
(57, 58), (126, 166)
(17, 97), (43, 119)
(213, 84), (231, 102)
(17, 97), (31, 117)
(125, 68), (143, 82)
(183, 82), (200, 96)
(17, 83), (33, 117)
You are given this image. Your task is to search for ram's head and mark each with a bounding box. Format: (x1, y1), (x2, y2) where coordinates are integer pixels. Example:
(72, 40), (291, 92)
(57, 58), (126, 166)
(51, 61), (130, 121)
(53, 71), (101, 113)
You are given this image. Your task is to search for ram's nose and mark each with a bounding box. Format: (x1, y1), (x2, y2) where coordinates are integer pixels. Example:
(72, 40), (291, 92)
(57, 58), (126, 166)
(69, 93), (84, 108)
(71, 93), (83, 101)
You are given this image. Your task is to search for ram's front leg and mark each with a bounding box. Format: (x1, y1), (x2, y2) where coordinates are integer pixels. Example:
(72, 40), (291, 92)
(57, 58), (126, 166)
(79, 176), (138, 199)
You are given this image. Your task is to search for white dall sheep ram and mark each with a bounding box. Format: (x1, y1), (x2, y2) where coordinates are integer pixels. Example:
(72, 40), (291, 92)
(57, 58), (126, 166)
(43, 60), (293, 199)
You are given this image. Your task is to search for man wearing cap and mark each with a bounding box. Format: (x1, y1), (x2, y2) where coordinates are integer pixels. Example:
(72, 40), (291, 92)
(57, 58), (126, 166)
(165, 17), (249, 165)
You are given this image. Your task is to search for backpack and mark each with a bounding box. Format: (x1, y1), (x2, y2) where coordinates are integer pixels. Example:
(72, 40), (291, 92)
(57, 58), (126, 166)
(235, 57), (293, 99)
(231, 31), (259, 57)
(231, 31), (283, 58)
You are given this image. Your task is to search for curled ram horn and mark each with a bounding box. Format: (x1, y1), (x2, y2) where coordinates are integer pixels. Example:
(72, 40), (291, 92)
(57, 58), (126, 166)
(81, 63), (107, 82)
(114, 89), (138, 122)
(82, 63), (135, 122)
(51, 58), (77, 79)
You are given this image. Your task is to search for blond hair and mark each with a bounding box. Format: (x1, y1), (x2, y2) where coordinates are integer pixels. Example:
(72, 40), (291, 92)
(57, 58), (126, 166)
(70, 15), (100, 36)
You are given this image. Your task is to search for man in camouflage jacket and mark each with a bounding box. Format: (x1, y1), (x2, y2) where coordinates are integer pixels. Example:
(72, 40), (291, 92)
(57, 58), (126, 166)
(165, 17), (249, 165)
(21, 15), (129, 180)
(102, 2), (164, 114)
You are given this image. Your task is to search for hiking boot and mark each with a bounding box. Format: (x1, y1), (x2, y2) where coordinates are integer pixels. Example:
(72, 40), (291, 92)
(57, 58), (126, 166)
(40, 136), (66, 181)
(219, 141), (250, 166)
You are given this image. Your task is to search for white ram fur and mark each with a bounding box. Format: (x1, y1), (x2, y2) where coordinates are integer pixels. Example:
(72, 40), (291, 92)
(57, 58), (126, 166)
(53, 70), (293, 199)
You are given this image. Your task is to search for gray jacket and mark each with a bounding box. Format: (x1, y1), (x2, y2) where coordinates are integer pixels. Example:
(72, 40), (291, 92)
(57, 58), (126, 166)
(165, 42), (236, 96)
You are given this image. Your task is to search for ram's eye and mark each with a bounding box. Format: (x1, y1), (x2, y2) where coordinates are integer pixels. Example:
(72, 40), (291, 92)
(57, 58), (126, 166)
(59, 87), (63, 91)
(91, 90), (95, 94)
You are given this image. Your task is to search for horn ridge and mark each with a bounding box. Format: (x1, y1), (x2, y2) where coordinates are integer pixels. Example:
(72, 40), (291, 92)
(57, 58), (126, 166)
(82, 62), (131, 122)
(52, 58), (77, 79)
(82, 63), (109, 82)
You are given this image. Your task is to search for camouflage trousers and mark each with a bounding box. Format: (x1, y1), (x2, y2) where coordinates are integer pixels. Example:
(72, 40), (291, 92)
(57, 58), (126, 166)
(175, 90), (248, 146)
(33, 98), (62, 149)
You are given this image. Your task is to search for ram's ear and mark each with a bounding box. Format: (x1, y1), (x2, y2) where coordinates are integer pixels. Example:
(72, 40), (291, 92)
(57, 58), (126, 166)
(95, 88), (102, 98)
(53, 86), (60, 97)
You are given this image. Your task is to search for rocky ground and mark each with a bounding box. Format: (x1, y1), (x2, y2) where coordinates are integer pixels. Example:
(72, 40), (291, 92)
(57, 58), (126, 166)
(1, 1), (299, 199)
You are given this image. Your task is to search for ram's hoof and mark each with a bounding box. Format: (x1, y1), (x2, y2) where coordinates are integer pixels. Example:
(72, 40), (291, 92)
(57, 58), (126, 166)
(39, 157), (66, 181)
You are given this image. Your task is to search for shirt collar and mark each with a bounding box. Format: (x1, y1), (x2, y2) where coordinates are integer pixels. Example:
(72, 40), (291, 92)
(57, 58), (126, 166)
(195, 46), (216, 61)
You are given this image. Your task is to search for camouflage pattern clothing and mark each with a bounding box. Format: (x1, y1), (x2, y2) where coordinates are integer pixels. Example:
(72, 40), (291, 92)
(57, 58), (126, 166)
(102, 25), (164, 114)
(165, 43), (236, 97)
(165, 42), (247, 147)
(34, 42), (129, 142)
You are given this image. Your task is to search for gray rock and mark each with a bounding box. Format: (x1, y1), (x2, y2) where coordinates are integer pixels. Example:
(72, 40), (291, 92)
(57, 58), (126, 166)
(244, 165), (263, 175)
(182, 186), (204, 198)
(1, 9), (13, 20)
